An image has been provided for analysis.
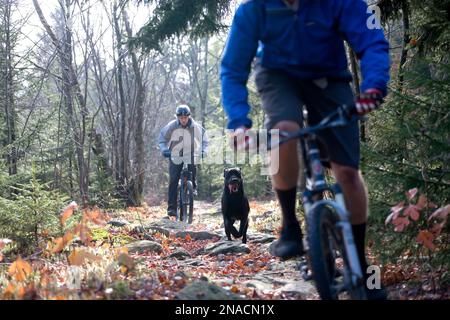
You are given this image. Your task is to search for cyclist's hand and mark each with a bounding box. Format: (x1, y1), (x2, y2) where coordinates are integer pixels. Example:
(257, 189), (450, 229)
(229, 126), (256, 152)
(354, 88), (384, 115)
(162, 149), (171, 158)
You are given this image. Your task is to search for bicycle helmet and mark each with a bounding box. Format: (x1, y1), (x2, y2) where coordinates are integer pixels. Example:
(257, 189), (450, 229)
(175, 105), (191, 116)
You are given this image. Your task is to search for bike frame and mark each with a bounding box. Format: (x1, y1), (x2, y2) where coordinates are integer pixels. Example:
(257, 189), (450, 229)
(269, 105), (365, 291)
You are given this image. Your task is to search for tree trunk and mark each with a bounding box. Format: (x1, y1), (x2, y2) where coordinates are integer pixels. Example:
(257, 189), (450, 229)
(33, 0), (89, 205)
(123, 7), (145, 206)
(1, 0), (17, 175)
(398, 2), (410, 92)
(113, 1), (129, 201)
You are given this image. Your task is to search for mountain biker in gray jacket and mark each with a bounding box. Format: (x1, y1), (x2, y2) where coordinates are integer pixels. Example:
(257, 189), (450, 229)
(158, 105), (208, 217)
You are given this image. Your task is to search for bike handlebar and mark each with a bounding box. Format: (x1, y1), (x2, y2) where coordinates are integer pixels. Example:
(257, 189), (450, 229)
(267, 105), (362, 150)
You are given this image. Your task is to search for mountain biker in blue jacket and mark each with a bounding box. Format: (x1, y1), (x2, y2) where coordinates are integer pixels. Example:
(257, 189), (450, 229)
(221, 0), (390, 299)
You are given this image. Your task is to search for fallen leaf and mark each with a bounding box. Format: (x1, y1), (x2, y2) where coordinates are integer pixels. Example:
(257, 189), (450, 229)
(51, 237), (65, 253)
(404, 205), (420, 221)
(386, 202), (404, 225)
(8, 257), (32, 281)
(231, 285), (239, 293)
(60, 201), (78, 226)
(68, 249), (101, 266)
(415, 194), (427, 210)
(416, 230), (435, 250)
(393, 217), (410, 232)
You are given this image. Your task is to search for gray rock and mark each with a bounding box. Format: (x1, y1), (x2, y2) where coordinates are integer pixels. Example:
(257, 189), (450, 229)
(126, 240), (163, 254)
(247, 232), (276, 244)
(107, 220), (129, 227)
(275, 280), (316, 296)
(168, 248), (192, 260)
(180, 259), (205, 267)
(147, 226), (171, 237)
(175, 280), (242, 300)
(243, 280), (274, 292)
(174, 230), (220, 241)
(201, 240), (250, 256)
(150, 219), (187, 231)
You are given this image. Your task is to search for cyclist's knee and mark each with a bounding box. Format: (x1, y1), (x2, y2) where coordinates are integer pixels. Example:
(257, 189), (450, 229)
(272, 120), (300, 132)
(331, 163), (362, 187)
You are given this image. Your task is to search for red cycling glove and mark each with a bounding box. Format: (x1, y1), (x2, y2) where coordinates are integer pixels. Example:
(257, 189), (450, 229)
(355, 88), (384, 115)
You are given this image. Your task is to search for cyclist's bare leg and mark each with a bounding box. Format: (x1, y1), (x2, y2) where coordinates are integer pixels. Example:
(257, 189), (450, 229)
(331, 162), (370, 279)
(269, 120), (304, 258)
(330, 163), (368, 225)
(270, 121), (300, 189)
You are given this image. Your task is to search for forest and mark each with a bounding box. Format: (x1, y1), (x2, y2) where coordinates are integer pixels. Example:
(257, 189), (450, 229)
(0, 0), (448, 300)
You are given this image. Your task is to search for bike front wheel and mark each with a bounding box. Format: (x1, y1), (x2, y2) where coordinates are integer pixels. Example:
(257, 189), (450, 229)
(307, 203), (366, 300)
(180, 181), (194, 224)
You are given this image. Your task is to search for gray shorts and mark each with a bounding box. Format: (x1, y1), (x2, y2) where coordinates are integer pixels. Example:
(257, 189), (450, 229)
(254, 66), (360, 169)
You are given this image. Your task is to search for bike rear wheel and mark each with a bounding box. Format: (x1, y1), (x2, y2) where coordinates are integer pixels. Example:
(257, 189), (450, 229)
(307, 203), (366, 300)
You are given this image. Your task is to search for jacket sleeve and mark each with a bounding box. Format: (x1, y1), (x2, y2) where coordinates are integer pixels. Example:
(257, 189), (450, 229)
(337, 0), (390, 96)
(220, 1), (262, 129)
(158, 123), (172, 152)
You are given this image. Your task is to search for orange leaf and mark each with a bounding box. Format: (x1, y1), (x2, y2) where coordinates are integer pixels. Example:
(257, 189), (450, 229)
(74, 223), (92, 245)
(404, 205), (420, 221)
(8, 257), (32, 281)
(51, 237), (65, 253)
(392, 217), (410, 232)
(0, 254), (3, 262)
(68, 249), (101, 266)
(63, 231), (74, 244)
(416, 230), (435, 250)
(386, 202), (404, 225)
(60, 201), (77, 226)
(3, 282), (16, 297)
(185, 234), (192, 241)
(415, 194), (427, 210)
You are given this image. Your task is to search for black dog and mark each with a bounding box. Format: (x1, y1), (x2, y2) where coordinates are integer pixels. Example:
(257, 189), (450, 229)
(221, 167), (250, 243)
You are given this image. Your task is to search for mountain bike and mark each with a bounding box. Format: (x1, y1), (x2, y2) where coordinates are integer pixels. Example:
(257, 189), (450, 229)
(177, 161), (194, 224)
(268, 105), (367, 300)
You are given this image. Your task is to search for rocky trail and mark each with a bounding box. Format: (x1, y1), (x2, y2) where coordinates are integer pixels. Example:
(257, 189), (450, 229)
(110, 200), (318, 300)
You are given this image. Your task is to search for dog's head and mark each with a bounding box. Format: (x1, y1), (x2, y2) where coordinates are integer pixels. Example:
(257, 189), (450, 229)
(224, 167), (244, 194)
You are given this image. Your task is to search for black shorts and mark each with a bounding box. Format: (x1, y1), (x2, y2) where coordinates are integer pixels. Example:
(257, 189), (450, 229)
(254, 66), (360, 169)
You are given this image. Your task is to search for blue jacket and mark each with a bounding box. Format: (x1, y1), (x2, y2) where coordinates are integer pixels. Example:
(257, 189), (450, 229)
(220, 0), (390, 129)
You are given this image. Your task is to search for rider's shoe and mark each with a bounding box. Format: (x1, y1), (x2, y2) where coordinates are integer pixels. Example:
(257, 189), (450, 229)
(167, 209), (177, 217)
(192, 188), (198, 196)
(269, 223), (305, 260)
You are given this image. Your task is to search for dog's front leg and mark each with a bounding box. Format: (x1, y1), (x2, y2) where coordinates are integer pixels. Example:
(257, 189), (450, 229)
(239, 218), (249, 244)
(224, 219), (233, 241)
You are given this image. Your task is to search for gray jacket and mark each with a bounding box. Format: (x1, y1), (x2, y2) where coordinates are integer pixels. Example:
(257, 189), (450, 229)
(158, 118), (208, 156)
